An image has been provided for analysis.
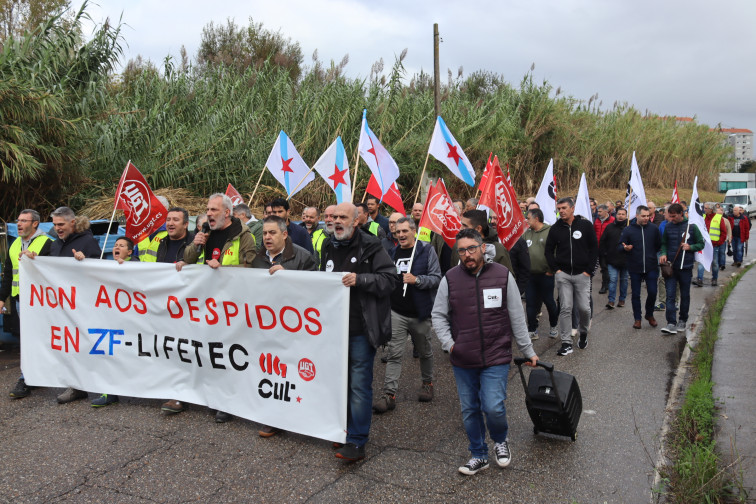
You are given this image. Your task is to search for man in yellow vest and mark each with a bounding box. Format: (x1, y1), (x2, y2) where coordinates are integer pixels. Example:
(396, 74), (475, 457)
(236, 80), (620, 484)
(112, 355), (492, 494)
(177, 193), (256, 423)
(357, 203), (386, 240)
(1, 209), (52, 399)
(309, 205), (334, 262)
(695, 202), (726, 287)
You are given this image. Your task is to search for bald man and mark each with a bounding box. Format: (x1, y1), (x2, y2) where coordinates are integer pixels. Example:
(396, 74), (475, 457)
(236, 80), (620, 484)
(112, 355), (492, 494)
(319, 202), (398, 461)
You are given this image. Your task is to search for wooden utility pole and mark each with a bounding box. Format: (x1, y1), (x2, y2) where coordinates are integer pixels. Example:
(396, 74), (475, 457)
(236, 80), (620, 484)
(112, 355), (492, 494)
(433, 23), (440, 117)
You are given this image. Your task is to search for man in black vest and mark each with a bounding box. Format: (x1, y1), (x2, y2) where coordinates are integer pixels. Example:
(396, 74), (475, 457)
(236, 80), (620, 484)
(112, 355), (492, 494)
(373, 217), (441, 414)
(432, 228), (538, 476)
(319, 202), (398, 461)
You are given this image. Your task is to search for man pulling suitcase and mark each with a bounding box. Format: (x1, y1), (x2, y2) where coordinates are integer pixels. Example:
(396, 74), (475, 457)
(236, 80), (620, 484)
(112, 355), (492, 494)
(432, 228), (539, 476)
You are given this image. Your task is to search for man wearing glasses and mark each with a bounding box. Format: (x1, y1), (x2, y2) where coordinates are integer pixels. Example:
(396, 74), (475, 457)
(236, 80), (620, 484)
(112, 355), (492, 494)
(1, 210), (53, 399)
(432, 228), (538, 475)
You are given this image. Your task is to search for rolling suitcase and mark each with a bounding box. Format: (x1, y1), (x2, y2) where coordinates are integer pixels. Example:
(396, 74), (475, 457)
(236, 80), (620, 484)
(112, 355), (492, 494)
(513, 358), (582, 441)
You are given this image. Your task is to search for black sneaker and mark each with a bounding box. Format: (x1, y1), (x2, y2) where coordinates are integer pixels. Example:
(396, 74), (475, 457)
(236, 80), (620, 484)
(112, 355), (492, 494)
(578, 331), (588, 349)
(557, 343), (573, 356)
(335, 443), (365, 461)
(494, 441), (511, 467)
(215, 411), (233, 423)
(9, 378), (30, 399)
(91, 394), (119, 407)
(458, 457), (489, 475)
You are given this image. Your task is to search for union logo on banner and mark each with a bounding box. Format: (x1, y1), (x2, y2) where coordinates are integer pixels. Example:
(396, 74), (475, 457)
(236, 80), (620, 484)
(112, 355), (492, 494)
(419, 179), (461, 248)
(114, 161), (167, 243)
(225, 183), (245, 206)
(479, 156), (526, 250)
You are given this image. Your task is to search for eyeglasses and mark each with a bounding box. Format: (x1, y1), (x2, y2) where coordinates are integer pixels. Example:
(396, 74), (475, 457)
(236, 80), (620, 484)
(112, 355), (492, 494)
(458, 244), (482, 256)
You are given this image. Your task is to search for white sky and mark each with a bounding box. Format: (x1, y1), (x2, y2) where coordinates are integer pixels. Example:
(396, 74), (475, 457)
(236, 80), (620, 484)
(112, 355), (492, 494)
(84, 0), (756, 132)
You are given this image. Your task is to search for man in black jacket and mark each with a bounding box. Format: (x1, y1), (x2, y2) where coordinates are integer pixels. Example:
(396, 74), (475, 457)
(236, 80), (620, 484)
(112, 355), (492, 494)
(319, 202), (398, 461)
(269, 198), (315, 255)
(545, 197), (598, 356)
(599, 208), (629, 310)
(49, 207), (101, 404)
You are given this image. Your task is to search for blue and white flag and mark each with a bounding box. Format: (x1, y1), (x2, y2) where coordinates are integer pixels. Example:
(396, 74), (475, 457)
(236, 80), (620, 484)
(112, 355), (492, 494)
(312, 137), (352, 204)
(428, 116), (476, 186)
(265, 131), (315, 198)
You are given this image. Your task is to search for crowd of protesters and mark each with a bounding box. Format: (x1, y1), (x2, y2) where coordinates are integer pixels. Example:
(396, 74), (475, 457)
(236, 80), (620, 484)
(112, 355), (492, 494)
(1, 190), (749, 475)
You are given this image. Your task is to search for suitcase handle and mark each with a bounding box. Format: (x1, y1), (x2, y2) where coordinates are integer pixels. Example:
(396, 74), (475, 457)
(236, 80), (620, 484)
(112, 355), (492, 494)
(513, 357), (553, 372)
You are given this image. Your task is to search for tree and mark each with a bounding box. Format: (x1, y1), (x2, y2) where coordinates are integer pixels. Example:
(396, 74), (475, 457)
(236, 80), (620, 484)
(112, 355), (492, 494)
(0, 0), (68, 41)
(739, 160), (756, 173)
(196, 18), (303, 81)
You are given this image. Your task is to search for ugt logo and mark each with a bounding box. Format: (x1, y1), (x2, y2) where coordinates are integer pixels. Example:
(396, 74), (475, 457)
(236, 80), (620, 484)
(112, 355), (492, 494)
(120, 180), (151, 225)
(427, 192), (461, 242)
(258, 353), (295, 402)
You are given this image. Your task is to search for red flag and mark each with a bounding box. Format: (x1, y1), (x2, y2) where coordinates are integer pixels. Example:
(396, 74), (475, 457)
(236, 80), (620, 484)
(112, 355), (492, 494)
(477, 152), (493, 193)
(419, 178), (461, 248)
(225, 183), (244, 206)
(672, 179), (680, 204)
(115, 161), (167, 243)
(366, 174), (406, 216)
(479, 156), (526, 250)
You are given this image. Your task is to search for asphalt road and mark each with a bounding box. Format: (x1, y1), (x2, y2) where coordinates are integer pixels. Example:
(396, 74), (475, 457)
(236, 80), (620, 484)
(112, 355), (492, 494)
(0, 251), (744, 503)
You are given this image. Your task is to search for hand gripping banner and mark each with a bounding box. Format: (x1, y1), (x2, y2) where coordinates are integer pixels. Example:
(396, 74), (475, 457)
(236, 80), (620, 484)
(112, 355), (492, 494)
(19, 258), (349, 443)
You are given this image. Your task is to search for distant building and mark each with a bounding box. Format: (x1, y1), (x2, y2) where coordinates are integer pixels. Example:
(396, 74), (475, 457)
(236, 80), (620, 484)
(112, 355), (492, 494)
(720, 128), (753, 171)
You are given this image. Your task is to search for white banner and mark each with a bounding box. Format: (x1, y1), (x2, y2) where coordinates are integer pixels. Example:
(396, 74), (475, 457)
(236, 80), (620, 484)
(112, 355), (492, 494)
(19, 257), (349, 443)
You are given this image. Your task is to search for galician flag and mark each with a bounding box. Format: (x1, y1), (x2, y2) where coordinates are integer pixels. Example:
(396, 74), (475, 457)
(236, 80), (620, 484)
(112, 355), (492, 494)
(265, 131), (315, 198)
(575, 173), (592, 222)
(688, 176), (713, 271)
(358, 110), (400, 196)
(625, 151), (647, 217)
(312, 136), (351, 203)
(534, 159), (558, 225)
(428, 116), (476, 186)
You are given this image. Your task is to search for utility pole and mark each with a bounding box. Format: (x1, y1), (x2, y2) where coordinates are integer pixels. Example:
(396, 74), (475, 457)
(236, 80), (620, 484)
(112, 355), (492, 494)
(433, 23), (440, 117)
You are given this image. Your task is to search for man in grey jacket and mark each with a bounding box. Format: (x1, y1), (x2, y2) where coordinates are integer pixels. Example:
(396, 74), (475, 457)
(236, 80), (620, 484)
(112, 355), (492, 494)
(432, 228), (538, 476)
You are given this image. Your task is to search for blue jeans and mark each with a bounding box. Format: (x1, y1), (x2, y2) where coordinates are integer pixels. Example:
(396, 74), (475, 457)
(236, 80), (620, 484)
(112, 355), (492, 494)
(629, 270), (658, 321)
(346, 334), (376, 447)
(607, 264), (628, 304)
(718, 243), (727, 269)
(665, 268), (692, 324)
(732, 237), (744, 264)
(452, 364), (510, 459)
(525, 274), (559, 332)
(697, 244), (724, 280)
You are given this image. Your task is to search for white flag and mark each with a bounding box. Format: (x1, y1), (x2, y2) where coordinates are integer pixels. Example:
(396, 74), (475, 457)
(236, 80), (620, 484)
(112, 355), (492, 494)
(358, 110), (400, 195)
(575, 173), (592, 221)
(688, 176), (713, 271)
(534, 159), (557, 225)
(312, 136), (352, 204)
(264, 131), (315, 198)
(625, 152), (647, 217)
(427, 116), (476, 186)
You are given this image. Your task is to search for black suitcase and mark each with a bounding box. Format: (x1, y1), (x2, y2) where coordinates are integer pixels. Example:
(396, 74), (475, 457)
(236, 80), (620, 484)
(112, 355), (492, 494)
(513, 358), (582, 441)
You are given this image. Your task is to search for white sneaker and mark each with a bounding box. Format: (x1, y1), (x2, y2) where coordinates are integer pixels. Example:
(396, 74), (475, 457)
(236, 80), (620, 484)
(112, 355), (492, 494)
(494, 441), (511, 467)
(549, 326), (558, 338)
(528, 331), (539, 341)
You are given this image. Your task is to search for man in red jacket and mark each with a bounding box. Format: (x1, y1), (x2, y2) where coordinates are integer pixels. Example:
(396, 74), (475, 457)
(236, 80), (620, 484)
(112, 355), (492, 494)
(594, 204), (614, 294)
(728, 205), (751, 267)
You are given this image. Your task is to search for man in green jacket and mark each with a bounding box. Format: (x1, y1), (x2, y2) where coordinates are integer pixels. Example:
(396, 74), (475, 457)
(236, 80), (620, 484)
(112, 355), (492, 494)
(522, 208), (558, 341)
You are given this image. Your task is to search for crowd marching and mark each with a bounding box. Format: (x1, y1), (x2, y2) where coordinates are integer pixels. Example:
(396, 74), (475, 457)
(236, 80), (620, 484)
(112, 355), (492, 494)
(1, 189), (750, 475)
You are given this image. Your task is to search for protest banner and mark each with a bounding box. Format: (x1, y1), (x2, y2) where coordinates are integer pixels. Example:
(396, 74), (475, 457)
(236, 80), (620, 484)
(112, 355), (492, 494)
(19, 258), (349, 443)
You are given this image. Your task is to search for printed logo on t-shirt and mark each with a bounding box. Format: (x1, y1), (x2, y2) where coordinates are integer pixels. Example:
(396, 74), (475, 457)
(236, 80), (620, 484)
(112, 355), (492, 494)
(396, 257), (411, 274)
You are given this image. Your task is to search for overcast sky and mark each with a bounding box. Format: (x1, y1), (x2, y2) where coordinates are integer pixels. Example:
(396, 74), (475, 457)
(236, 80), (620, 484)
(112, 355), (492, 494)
(84, 0), (756, 132)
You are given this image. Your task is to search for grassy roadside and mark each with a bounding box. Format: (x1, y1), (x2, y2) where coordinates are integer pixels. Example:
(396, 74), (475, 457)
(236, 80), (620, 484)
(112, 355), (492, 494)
(660, 265), (751, 502)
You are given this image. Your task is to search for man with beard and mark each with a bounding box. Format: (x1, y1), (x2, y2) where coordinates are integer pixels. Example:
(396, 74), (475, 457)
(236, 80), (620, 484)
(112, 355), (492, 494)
(599, 208), (629, 309)
(310, 205), (334, 261)
(1, 209), (52, 399)
(432, 228), (538, 475)
(180, 193), (256, 422)
(319, 202), (398, 461)
(619, 205), (661, 329)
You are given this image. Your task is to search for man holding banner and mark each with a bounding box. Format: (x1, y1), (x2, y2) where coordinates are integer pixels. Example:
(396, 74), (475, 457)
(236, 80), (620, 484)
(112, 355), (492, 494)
(319, 202), (398, 461)
(180, 193), (256, 422)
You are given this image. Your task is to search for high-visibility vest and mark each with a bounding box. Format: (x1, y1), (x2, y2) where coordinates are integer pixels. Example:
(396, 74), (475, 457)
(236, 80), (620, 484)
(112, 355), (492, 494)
(367, 221), (380, 237)
(9, 235), (51, 297)
(312, 228), (326, 257)
(220, 238), (241, 266)
(138, 231), (168, 262)
(418, 227), (432, 242)
(709, 214), (722, 242)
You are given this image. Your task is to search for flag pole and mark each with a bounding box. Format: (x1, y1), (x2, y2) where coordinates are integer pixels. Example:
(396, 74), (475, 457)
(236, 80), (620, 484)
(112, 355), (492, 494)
(286, 165), (317, 201)
(100, 160), (131, 259)
(414, 152), (431, 205)
(402, 234), (421, 297)
(350, 145), (361, 203)
(248, 165), (268, 206)
(680, 219), (691, 266)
